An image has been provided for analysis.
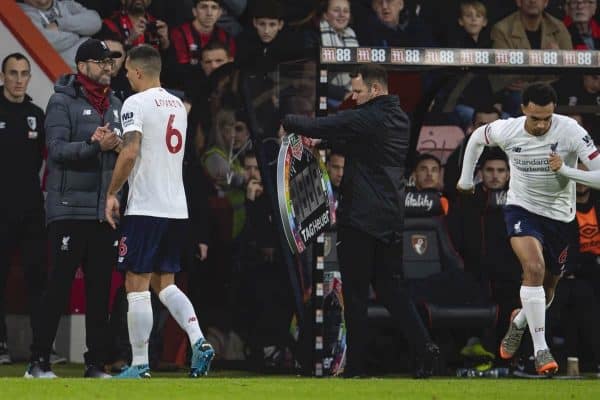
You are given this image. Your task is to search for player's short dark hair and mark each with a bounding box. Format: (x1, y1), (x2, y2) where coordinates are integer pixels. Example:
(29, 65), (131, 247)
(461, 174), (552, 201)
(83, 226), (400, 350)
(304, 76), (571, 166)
(350, 64), (388, 89)
(201, 40), (230, 57)
(2, 52), (30, 73)
(522, 83), (557, 107)
(472, 104), (501, 123)
(127, 44), (161, 76)
(327, 149), (344, 162)
(414, 153), (441, 169)
(480, 148), (508, 168)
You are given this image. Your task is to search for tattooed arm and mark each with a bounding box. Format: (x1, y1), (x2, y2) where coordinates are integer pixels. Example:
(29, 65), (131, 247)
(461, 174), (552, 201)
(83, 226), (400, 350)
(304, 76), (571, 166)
(105, 131), (141, 228)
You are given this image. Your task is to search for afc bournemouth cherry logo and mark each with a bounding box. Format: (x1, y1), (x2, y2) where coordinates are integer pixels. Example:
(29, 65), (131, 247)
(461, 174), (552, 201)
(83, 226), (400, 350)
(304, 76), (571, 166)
(411, 234), (428, 255)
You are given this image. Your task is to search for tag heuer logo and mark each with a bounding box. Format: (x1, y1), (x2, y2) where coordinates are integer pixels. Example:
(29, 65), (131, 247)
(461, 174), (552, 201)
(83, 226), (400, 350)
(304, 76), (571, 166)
(411, 234), (427, 255)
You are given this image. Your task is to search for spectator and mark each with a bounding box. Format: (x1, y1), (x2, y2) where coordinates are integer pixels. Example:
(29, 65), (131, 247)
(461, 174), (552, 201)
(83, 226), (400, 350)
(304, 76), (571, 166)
(491, 0), (572, 50)
(564, 0), (600, 49)
(326, 151), (344, 203)
(447, 0), (491, 48)
(200, 40), (233, 77)
(354, 0), (435, 47)
(25, 39), (123, 379)
(444, 2), (495, 128)
(490, 0), (572, 115)
(197, 108), (249, 349)
(235, 0), (305, 74)
(170, 0), (236, 90)
(407, 153), (449, 216)
(443, 105), (501, 202)
(318, 0), (359, 105)
(19, 0), (102, 70)
(237, 150), (294, 369)
(97, 33), (133, 101)
(0, 53), (47, 365)
(217, 0), (248, 36)
(413, 153), (443, 191)
(553, 74), (600, 142)
(184, 42), (235, 146)
(100, 0), (170, 50)
(203, 108), (249, 204)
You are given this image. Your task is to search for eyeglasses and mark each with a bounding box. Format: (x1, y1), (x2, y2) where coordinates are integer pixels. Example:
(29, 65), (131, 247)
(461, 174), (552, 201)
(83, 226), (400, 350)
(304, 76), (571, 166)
(568, 0), (596, 7)
(88, 59), (116, 69)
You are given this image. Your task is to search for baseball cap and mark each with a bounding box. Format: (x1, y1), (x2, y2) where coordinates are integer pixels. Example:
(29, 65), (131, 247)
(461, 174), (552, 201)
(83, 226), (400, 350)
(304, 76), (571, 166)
(75, 39), (122, 64)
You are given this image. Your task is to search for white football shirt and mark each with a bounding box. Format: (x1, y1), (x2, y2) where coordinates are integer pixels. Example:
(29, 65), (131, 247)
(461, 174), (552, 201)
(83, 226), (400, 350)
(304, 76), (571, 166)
(459, 114), (600, 222)
(120, 87), (188, 219)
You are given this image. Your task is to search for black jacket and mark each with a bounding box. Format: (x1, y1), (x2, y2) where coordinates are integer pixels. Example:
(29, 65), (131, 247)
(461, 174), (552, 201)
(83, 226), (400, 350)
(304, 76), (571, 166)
(283, 95), (409, 243)
(45, 75), (122, 224)
(0, 88), (45, 215)
(235, 27), (307, 75)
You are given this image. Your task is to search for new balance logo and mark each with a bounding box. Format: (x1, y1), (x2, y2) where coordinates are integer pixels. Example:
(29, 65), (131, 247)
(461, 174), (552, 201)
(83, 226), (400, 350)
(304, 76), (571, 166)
(513, 147), (522, 153)
(188, 317), (197, 323)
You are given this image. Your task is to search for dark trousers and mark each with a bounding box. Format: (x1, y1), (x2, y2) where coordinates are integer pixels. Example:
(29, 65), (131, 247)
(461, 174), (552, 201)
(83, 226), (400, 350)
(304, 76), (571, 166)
(0, 212), (47, 342)
(337, 225), (431, 375)
(31, 220), (117, 366)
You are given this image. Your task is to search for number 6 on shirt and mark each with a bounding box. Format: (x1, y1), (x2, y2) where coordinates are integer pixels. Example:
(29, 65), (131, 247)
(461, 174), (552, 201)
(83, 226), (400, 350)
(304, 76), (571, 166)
(166, 114), (183, 153)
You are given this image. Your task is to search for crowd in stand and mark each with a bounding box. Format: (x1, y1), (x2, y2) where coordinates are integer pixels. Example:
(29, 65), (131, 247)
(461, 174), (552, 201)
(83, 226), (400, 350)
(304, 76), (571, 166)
(2, 0), (600, 376)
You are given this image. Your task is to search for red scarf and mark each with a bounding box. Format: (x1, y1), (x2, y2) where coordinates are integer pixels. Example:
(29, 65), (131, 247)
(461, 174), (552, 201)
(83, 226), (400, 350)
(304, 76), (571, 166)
(76, 73), (110, 116)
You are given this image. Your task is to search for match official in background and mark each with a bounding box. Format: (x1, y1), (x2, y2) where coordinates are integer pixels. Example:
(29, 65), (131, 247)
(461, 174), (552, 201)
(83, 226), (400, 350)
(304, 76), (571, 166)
(282, 64), (439, 378)
(0, 53), (47, 365)
(25, 39), (123, 379)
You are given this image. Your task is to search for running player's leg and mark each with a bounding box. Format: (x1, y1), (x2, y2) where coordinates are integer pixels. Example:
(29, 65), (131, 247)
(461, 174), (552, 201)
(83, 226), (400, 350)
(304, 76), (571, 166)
(503, 272), (559, 334)
(151, 273), (204, 348)
(510, 236), (558, 374)
(152, 219), (213, 377)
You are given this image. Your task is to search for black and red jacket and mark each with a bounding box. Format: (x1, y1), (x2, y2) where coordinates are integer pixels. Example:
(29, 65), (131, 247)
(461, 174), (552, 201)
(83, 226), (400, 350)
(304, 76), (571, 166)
(100, 10), (159, 48)
(564, 16), (600, 50)
(170, 21), (236, 65)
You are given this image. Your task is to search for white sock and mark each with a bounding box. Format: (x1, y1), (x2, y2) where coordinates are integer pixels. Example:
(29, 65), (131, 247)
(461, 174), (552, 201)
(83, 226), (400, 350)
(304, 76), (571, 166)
(158, 285), (204, 346)
(520, 286), (548, 354)
(512, 293), (554, 329)
(127, 291), (153, 367)
(513, 307), (528, 329)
